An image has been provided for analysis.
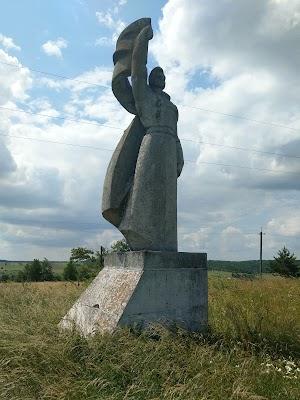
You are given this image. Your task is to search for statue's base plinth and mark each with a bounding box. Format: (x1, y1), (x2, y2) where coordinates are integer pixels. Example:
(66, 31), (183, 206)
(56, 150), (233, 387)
(59, 251), (208, 336)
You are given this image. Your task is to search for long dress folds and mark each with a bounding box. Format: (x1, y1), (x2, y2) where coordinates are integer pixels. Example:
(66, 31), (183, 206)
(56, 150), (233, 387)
(102, 119), (178, 251)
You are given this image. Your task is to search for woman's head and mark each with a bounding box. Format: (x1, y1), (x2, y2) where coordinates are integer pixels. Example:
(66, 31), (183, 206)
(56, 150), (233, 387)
(149, 67), (165, 90)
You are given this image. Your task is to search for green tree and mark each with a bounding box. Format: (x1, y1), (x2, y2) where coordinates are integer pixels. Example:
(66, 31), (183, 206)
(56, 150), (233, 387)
(68, 246), (109, 280)
(23, 259), (42, 281)
(41, 258), (54, 281)
(63, 260), (78, 281)
(70, 247), (95, 264)
(110, 239), (130, 253)
(16, 269), (26, 282)
(271, 246), (299, 277)
(0, 268), (9, 282)
(77, 264), (93, 280)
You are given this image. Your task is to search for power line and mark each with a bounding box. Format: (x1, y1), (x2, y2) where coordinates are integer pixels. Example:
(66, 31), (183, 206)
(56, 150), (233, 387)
(180, 104), (300, 132)
(1, 105), (300, 161)
(1, 59), (299, 133)
(0, 133), (114, 152)
(0, 60), (109, 89)
(4, 217), (300, 239)
(182, 137), (300, 160)
(0, 105), (122, 130)
(265, 232), (300, 239)
(185, 159), (299, 175)
(3, 132), (299, 175)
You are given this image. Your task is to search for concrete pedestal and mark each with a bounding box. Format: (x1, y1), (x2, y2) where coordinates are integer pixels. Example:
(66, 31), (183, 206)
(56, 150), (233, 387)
(59, 251), (208, 336)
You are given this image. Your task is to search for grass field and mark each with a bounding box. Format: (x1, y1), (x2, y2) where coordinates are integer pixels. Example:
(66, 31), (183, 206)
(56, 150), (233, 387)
(0, 261), (67, 276)
(0, 259), (276, 278)
(0, 273), (299, 399)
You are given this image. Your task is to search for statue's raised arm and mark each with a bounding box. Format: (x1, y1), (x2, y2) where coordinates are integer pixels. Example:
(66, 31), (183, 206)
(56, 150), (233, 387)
(131, 25), (153, 103)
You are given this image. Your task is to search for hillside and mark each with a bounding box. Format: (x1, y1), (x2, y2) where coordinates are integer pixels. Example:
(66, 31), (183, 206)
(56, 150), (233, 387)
(208, 259), (272, 274)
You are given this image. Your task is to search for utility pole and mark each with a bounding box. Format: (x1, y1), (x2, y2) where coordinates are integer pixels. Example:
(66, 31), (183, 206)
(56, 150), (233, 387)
(259, 228), (266, 277)
(100, 245), (104, 268)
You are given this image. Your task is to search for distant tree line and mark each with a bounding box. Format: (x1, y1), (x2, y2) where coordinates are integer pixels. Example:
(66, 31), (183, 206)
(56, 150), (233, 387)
(0, 258), (59, 282)
(0, 239), (130, 283)
(1, 243), (298, 282)
(208, 260), (273, 274)
(209, 246), (299, 278)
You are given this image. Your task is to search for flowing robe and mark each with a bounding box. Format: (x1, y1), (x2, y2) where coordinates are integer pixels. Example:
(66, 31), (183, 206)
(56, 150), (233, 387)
(118, 88), (180, 251)
(101, 18), (183, 251)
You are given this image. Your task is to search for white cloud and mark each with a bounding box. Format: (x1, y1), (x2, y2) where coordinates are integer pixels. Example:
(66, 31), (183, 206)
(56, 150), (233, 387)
(149, 0), (300, 259)
(95, 36), (112, 47)
(96, 11), (125, 35)
(96, 11), (115, 28)
(2, 0), (300, 261)
(267, 214), (300, 237)
(152, 0), (300, 81)
(112, 0), (127, 15)
(41, 38), (68, 58)
(0, 50), (31, 103)
(36, 66), (111, 93)
(0, 50), (31, 200)
(95, 0), (126, 29)
(0, 57), (130, 259)
(0, 34), (20, 51)
(95, 5), (126, 47)
(0, 140), (16, 176)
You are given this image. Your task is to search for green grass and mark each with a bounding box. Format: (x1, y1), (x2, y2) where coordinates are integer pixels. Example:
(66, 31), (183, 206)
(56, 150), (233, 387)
(0, 274), (299, 399)
(0, 261), (25, 273)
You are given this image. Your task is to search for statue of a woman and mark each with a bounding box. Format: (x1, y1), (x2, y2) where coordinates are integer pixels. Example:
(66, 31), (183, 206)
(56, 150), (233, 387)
(102, 18), (184, 252)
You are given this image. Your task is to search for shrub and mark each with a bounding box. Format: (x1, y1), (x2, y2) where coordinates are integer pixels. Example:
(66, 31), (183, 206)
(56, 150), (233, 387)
(63, 260), (78, 281)
(271, 247), (299, 277)
(23, 259), (43, 281)
(110, 239), (130, 252)
(41, 258), (55, 281)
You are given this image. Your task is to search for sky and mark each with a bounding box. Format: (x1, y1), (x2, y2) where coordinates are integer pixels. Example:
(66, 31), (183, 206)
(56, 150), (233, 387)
(1, 0), (300, 261)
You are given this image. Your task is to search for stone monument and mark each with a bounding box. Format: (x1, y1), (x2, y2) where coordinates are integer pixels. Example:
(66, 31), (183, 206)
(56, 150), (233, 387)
(59, 18), (208, 336)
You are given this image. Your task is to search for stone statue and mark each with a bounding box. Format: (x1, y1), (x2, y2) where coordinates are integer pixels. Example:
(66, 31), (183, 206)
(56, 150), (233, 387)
(102, 18), (184, 252)
(61, 21), (207, 334)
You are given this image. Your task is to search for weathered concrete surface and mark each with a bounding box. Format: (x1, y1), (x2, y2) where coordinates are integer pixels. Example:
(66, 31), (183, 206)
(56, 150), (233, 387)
(102, 18), (184, 252)
(59, 267), (142, 336)
(59, 251), (208, 336)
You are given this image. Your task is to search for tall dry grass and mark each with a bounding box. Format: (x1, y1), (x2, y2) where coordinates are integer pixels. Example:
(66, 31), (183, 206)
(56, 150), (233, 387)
(0, 275), (299, 400)
(209, 273), (300, 356)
